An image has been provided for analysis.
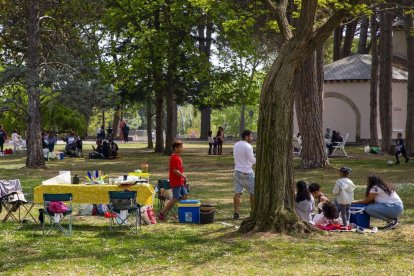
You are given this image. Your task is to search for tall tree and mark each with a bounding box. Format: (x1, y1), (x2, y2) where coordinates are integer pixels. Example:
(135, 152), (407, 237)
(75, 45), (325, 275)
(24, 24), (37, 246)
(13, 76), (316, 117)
(358, 16), (370, 54)
(341, 20), (357, 57)
(239, 0), (368, 233)
(378, 3), (394, 153)
(370, 10), (380, 146)
(404, 0), (414, 155)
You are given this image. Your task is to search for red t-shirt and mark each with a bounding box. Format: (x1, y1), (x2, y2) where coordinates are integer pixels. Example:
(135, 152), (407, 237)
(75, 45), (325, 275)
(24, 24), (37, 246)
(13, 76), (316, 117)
(169, 153), (184, 187)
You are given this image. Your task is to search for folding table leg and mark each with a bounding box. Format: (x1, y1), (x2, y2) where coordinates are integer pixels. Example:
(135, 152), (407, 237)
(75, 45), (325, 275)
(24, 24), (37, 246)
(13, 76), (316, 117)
(19, 202), (38, 223)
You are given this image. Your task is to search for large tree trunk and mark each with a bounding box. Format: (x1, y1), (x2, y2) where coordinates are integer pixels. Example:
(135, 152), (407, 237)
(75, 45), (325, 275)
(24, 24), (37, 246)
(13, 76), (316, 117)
(295, 47), (328, 168)
(358, 17), (370, 54)
(200, 106), (211, 139)
(26, 0), (45, 168)
(198, 23), (213, 139)
(404, 0), (414, 156)
(341, 20), (357, 58)
(239, 0), (349, 234)
(370, 11), (380, 146)
(333, 25), (344, 61)
(239, 104), (246, 137)
(378, 5), (393, 153)
(164, 63), (176, 156)
(112, 108), (120, 138)
(146, 96), (154, 149)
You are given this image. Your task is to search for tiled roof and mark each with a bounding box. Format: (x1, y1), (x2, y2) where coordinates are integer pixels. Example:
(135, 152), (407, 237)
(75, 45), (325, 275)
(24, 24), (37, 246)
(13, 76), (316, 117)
(324, 54), (408, 82)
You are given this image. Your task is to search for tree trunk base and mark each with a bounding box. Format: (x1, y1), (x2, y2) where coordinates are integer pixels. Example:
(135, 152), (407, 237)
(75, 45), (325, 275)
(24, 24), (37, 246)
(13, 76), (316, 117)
(239, 207), (314, 234)
(302, 159), (330, 169)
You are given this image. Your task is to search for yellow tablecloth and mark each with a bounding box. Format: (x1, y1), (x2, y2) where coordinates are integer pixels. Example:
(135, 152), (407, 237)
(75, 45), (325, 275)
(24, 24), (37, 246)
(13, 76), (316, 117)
(34, 184), (154, 206)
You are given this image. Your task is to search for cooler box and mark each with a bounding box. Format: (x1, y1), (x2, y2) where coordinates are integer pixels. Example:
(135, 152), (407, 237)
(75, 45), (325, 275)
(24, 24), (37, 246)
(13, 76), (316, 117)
(178, 200), (200, 223)
(350, 204), (370, 228)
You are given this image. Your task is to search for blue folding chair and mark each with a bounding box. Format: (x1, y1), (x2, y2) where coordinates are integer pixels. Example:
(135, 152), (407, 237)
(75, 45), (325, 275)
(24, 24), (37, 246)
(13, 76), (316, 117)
(42, 193), (73, 236)
(108, 191), (141, 234)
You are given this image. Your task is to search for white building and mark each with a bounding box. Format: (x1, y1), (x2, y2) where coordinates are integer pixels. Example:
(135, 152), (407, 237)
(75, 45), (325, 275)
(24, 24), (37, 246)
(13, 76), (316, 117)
(294, 23), (409, 143)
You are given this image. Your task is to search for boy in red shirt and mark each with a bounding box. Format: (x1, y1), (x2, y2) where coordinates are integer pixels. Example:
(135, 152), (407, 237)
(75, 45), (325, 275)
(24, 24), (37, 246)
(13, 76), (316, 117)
(158, 140), (188, 220)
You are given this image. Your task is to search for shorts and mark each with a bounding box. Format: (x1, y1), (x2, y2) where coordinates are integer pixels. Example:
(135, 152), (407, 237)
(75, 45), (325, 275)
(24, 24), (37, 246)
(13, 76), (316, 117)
(234, 171), (254, 194)
(172, 185), (189, 200)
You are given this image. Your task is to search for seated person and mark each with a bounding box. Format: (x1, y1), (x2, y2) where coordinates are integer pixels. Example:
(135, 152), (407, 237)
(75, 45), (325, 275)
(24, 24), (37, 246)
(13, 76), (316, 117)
(109, 140), (119, 157)
(294, 181), (314, 223)
(327, 131), (343, 155)
(90, 139), (104, 159)
(312, 200), (342, 226)
(308, 183), (329, 213)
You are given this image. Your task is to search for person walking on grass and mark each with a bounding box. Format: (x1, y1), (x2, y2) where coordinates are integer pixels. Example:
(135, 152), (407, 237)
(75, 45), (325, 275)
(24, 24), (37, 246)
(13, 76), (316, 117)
(395, 132), (409, 164)
(233, 130), (256, 219)
(157, 140), (188, 221)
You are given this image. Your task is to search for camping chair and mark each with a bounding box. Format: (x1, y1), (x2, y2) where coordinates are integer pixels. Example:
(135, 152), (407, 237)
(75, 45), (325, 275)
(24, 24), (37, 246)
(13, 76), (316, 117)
(42, 193), (73, 236)
(331, 133), (350, 157)
(1, 192), (37, 224)
(108, 191), (141, 234)
(156, 179), (178, 219)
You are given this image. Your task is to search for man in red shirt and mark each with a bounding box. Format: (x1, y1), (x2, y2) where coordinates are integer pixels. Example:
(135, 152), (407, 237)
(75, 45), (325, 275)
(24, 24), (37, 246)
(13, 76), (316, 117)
(158, 140), (188, 220)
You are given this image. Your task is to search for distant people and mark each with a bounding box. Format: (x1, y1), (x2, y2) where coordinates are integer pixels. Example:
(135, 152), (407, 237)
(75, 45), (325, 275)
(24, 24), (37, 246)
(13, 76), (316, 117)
(294, 181), (314, 223)
(0, 125), (8, 153)
(46, 131), (57, 152)
(216, 126), (224, 155)
(207, 130), (214, 155)
(97, 124), (105, 141)
(328, 130), (343, 155)
(308, 183), (329, 213)
(354, 176), (403, 230)
(158, 140), (188, 221)
(11, 129), (21, 153)
(90, 139), (104, 159)
(213, 136), (218, 155)
(324, 127), (331, 140)
(333, 167), (356, 227)
(395, 133), (409, 164)
(109, 140), (119, 157)
(233, 130), (256, 219)
(122, 121), (130, 143)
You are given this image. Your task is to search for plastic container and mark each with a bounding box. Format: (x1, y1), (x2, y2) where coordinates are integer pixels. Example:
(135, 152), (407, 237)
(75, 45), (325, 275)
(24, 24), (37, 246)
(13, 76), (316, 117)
(178, 199), (200, 223)
(350, 204), (370, 228)
(200, 204), (215, 224)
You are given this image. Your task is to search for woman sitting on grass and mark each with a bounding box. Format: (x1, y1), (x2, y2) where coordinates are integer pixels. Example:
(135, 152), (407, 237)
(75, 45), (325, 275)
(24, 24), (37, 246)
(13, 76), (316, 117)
(294, 181), (314, 223)
(353, 176), (403, 230)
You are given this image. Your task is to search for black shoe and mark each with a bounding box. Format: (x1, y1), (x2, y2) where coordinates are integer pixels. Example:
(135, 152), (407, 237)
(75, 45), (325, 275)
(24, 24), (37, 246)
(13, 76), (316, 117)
(384, 219), (399, 230)
(233, 213), (240, 219)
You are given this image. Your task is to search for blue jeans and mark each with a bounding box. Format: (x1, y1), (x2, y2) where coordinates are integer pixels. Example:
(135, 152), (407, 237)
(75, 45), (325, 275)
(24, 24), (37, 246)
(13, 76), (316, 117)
(365, 202), (403, 222)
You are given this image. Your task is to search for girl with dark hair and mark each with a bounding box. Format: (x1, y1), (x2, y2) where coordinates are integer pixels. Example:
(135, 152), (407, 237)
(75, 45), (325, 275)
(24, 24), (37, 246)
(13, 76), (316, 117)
(333, 167), (356, 227)
(354, 176), (403, 230)
(294, 181), (314, 223)
(312, 200), (342, 225)
(216, 126), (224, 155)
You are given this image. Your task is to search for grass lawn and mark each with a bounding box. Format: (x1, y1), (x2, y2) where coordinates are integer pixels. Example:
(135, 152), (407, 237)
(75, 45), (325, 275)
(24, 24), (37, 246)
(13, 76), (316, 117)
(1, 141), (413, 275)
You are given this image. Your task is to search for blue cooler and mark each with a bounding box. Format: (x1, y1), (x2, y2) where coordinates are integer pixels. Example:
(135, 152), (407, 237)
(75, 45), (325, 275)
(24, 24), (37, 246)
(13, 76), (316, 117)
(178, 200), (200, 223)
(350, 204), (370, 228)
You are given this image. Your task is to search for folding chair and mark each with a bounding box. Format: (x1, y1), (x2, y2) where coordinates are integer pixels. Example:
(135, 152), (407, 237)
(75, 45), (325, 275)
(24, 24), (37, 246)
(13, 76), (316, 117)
(108, 191), (141, 234)
(42, 193), (73, 236)
(1, 192), (37, 224)
(156, 179), (178, 219)
(292, 136), (302, 157)
(331, 133), (350, 157)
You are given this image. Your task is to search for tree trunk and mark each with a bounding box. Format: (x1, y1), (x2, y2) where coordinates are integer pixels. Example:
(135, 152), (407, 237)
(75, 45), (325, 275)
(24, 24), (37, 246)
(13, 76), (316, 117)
(146, 96), (154, 149)
(341, 20), (357, 58)
(404, 0), (414, 156)
(200, 106), (212, 139)
(378, 5), (393, 153)
(198, 23), (213, 139)
(26, 0), (45, 168)
(333, 25), (344, 61)
(239, 104), (246, 137)
(112, 108), (120, 138)
(164, 64), (176, 156)
(370, 11), (380, 146)
(294, 47), (328, 168)
(358, 17), (370, 54)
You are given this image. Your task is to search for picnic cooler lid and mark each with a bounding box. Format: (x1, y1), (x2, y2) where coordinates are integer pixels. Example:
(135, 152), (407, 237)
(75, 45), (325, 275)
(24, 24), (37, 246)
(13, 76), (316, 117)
(178, 199), (200, 207)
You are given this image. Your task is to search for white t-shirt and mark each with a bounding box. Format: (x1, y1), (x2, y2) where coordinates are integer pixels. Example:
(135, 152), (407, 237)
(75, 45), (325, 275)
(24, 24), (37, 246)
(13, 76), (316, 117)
(208, 136), (214, 143)
(370, 185), (402, 204)
(233, 140), (256, 173)
(11, 133), (20, 141)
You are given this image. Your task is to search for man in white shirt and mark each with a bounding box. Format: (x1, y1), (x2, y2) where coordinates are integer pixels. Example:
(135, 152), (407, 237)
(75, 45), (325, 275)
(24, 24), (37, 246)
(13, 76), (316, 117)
(233, 130), (256, 219)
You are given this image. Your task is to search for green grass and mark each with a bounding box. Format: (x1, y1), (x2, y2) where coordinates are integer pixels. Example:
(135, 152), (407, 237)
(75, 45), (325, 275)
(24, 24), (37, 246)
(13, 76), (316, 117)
(1, 142), (414, 275)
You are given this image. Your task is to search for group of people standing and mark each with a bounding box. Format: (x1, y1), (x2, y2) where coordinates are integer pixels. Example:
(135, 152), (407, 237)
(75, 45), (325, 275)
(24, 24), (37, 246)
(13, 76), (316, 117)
(0, 125), (25, 154)
(207, 126), (224, 155)
(118, 119), (130, 143)
(294, 167), (403, 230)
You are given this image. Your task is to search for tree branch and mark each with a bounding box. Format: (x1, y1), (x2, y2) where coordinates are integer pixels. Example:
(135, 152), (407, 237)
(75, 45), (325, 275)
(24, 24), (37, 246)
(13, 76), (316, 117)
(261, 0), (292, 42)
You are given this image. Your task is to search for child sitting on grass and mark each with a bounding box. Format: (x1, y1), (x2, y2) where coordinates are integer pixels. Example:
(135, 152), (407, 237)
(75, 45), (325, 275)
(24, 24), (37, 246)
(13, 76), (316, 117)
(312, 200), (342, 226)
(294, 181), (314, 223)
(308, 182), (329, 213)
(333, 167), (356, 227)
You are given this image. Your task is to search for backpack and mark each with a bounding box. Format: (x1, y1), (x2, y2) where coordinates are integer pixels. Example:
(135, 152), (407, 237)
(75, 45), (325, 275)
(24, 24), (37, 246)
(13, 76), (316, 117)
(47, 201), (69, 213)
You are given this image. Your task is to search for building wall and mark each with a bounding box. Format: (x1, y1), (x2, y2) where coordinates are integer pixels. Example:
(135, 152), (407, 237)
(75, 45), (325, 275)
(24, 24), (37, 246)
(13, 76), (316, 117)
(293, 81), (408, 142)
(393, 29), (407, 59)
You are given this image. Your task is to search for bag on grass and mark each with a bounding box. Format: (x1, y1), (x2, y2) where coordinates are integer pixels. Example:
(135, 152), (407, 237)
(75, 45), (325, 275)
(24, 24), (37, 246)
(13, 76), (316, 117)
(146, 206), (157, 224)
(47, 201), (69, 213)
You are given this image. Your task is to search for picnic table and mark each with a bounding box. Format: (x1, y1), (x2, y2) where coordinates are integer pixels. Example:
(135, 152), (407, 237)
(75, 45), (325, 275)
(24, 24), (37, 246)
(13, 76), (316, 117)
(34, 184), (154, 206)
